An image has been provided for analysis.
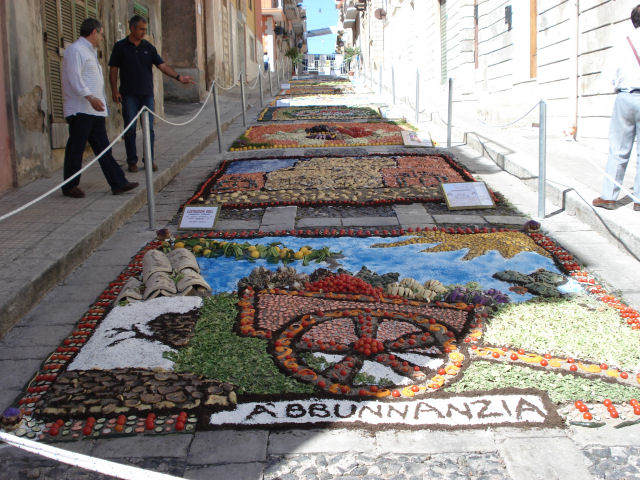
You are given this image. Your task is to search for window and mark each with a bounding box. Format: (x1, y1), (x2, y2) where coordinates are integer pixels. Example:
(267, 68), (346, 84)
(43, 0), (99, 124)
(439, 0), (447, 84)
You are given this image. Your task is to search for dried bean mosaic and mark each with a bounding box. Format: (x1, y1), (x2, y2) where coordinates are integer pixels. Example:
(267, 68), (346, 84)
(186, 154), (478, 209)
(229, 121), (404, 150)
(258, 105), (382, 122)
(3, 228), (640, 440)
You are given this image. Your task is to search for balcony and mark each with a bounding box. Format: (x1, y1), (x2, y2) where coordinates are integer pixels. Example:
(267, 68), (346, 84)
(262, 0), (286, 24)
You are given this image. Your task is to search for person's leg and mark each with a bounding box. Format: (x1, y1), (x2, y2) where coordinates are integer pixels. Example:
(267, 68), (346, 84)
(62, 114), (91, 192)
(602, 94), (636, 200)
(633, 96), (640, 205)
(121, 94), (141, 166)
(86, 115), (129, 191)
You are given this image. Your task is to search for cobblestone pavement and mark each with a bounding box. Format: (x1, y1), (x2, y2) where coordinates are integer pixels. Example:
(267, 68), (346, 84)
(262, 452), (510, 480)
(2, 443), (640, 479)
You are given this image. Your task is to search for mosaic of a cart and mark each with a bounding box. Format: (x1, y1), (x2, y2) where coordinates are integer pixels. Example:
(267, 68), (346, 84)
(8, 228), (640, 439)
(186, 154), (476, 208)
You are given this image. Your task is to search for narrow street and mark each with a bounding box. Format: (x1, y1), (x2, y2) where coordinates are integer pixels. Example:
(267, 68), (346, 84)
(1, 71), (640, 480)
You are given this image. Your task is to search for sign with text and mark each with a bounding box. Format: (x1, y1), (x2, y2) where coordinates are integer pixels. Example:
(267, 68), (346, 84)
(179, 206), (220, 230)
(280, 83), (291, 90)
(401, 130), (433, 147)
(441, 182), (495, 210)
(209, 393), (558, 428)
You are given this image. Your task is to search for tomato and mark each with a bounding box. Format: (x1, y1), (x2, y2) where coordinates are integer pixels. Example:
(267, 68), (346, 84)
(391, 390), (400, 397)
(603, 399), (612, 407)
(569, 365), (578, 372)
(540, 359), (548, 367)
(510, 353), (518, 361)
(583, 412), (593, 420)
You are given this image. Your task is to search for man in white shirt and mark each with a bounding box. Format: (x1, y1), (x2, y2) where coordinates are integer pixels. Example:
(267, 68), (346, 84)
(61, 18), (138, 198)
(593, 5), (640, 212)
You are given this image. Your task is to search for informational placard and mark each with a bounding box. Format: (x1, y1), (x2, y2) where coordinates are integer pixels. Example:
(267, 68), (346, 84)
(441, 182), (495, 210)
(276, 99), (290, 106)
(401, 130), (433, 147)
(280, 83), (291, 89)
(179, 205), (220, 230)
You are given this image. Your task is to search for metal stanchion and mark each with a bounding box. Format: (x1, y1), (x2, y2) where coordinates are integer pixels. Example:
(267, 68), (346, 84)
(538, 100), (547, 219)
(415, 69), (420, 124)
(269, 68), (274, 97)
(379, 67), (382, 95)
(392, 66), (396, 105)
(141, 110), (155, 230)
(447, 77), (453, 148)
(276, 61), (280, 86)
(259, 70), (264, 107)
(212, 81), (223, 153)
(240, 72), (247, 127)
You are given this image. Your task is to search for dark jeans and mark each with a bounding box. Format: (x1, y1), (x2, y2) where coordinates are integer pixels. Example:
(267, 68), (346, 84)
(122, 94), (155, 166)
(62, 113), (128, 193)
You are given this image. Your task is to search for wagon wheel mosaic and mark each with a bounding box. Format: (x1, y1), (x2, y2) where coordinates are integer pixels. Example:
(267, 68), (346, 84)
(237, 287), (475, 398)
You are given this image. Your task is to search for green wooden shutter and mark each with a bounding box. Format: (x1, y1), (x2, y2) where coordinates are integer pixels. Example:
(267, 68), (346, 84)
(134, 3), (149, 22)
(44, 0), (65, 122)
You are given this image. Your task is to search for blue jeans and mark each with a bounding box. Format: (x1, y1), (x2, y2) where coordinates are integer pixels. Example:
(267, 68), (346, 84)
(121, 94), (154, 166)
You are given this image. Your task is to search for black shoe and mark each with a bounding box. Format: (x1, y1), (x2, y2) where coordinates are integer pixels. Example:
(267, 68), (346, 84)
(62, 186), (85, 198)
(127, 164), (138, 173)
(112, 182), (139, 195)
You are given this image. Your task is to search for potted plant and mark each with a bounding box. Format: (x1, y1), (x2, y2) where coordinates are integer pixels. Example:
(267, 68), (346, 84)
(285, 46), (304, 75)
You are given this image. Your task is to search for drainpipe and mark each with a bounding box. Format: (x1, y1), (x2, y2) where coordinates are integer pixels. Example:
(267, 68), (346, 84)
(567, 0), (579, 139)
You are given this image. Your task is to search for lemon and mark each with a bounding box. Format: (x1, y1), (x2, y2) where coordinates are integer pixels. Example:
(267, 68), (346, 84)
(203, 249), (212, 257)
(174, 241), (185, 249)
(250, 250), (260, 259)
(193, 245), (203, 254)
(294, 250), (304, 260)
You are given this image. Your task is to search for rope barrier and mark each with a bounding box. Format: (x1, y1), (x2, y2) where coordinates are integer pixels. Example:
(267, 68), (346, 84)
(0, 431), (183, 480)
(0, 110), (142, 223)
(146, 78), (216, 127)
(245, 73), (261, 90)
(0, 74), (239, 224)
(216, 79), (240, 91)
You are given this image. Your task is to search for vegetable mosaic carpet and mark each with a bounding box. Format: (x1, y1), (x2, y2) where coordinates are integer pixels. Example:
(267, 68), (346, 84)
(6, 226), (640, 441)
(185, 153), (476, 209)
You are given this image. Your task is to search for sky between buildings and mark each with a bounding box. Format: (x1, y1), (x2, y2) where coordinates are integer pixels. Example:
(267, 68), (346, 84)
(302, 0), (338, 54)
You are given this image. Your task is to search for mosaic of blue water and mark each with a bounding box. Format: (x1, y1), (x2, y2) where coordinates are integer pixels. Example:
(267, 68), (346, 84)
(197, 236), (581, 301)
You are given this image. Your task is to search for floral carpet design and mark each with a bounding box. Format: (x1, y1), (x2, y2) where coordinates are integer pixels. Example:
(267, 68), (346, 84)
(258, 105), (382, 122)
(230, 122), (404, 150)
(7, 228), (640, 440)
(186, 154), (477, 208)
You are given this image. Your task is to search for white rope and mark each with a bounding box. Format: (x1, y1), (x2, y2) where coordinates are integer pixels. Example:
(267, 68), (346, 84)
(245, 74), (261, 90)
(217, 79), (240, 91)
(146, 78), (216, 127)
(476, 102), (541, 128)
(0, 110), (142, 223)
(0, 431), (183, 480)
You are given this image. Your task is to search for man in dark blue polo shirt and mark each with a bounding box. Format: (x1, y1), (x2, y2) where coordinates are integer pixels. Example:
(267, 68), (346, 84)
(109, 15), (193, 173)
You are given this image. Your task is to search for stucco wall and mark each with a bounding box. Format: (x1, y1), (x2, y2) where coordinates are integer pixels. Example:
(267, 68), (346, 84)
(0, 0), (13, 191)
(5, 0), (49, 186)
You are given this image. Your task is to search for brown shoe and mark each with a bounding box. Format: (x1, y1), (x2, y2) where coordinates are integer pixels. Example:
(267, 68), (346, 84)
(592, 197), (616, 210)
(152, 163), (158, 172)
(62, 186), (85, 198)
(127, 164), (138, 173)
(634, 203), (640, 211)
(112, 182), (139, 195)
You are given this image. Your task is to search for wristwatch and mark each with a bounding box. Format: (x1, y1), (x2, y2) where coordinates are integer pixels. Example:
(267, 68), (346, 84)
(175, 74), (181, 81)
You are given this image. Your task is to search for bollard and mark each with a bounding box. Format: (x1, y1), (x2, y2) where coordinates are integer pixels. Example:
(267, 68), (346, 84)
(379, 67), (382, 95)
(415, 69), (420, 125)
(276, 61), (280, 86)
(240, 72), (247, 127)
(141, 110), (155, 230)
(259, 69), (264, 107)
(538, 100), (547, 219)
(447, 77), (453, 148)
(212, 81), (223, 153)
(269, 68), (274, 97)
(392, 66), (396, 105)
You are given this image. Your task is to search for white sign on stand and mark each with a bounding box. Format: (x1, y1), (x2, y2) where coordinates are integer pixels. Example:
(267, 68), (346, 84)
(276, 99), (290, 106)
(441, 182), (495, 210)
(179, 206), (220, 230)
(401, 130), (432, 147)
(280, 83), (291, 90)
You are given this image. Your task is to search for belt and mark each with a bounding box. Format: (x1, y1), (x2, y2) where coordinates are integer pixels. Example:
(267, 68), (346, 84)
(617, 88), (640, 94)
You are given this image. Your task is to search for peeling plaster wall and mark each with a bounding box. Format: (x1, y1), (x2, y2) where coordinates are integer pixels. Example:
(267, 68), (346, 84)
(0, 0), (14, 191)
(5, 0), (49, 186)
